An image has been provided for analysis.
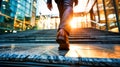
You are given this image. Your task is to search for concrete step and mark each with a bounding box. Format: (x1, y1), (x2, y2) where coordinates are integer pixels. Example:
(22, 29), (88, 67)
(0, 43), (120, 66)
(0, 28), (120, 44)
(0, 39), (120, 44)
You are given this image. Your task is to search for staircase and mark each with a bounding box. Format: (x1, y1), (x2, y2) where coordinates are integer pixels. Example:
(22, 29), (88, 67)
(70, 28), (120, 44)
(0, 28), (120, 44)
(0, 28), (120, 66)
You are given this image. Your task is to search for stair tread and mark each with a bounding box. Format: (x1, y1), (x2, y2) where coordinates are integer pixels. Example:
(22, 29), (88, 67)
(0, 28), (120, 44)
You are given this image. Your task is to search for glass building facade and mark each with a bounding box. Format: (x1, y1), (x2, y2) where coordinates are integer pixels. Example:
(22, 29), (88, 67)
(90, 0), (120, 33)
(73, 0), (120, 33)
(0, 0), (37, 33)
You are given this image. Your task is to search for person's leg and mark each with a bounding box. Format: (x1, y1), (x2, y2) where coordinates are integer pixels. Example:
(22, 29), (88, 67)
(55, 0), (74, 50)
(55, 0), (73, 35)
(54, 0), (64, 27)
(60, 0), (73, 34)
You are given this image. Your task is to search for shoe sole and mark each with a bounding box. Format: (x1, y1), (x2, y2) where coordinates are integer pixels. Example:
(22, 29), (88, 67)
(58, 47), (69, 50)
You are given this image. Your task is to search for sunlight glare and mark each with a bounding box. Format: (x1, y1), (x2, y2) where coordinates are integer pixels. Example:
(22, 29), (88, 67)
(70, 18), (77, 28)
(65, 45), (80, 57)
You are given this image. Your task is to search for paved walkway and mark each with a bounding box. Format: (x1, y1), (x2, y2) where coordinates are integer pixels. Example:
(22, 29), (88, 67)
(0, 43), (120, 66)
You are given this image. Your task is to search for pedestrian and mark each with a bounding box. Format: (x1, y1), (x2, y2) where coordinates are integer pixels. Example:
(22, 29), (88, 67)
(47, 0), (78, 50)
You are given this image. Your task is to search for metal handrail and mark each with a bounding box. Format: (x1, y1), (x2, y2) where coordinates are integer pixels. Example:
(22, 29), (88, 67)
(91, 20), (105, 27)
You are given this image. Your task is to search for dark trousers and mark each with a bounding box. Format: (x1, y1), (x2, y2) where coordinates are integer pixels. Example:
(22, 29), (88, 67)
(55, 0), (74, 35)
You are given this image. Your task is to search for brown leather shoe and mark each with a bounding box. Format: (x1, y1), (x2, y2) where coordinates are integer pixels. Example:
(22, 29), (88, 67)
(56, 29), (70, 50)
(58, 43), (69, 50)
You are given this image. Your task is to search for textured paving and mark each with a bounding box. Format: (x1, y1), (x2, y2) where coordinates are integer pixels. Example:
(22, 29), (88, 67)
(0, 43), (120, 66)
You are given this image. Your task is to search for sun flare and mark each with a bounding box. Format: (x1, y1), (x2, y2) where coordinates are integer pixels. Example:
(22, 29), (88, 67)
(70, 18), (78, 28)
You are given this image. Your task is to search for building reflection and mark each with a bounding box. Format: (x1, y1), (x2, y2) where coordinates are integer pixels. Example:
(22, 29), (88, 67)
(64, 44), (120, 58)
(0, 43), (120, 58)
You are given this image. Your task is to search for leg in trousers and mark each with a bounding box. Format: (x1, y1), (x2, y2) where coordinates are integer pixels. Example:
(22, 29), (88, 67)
(55, 0), (74, 50)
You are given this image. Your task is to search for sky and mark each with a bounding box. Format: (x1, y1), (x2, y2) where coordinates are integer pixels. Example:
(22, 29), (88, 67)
(36, 0), (59, 16)
(36, 0), (88, 16)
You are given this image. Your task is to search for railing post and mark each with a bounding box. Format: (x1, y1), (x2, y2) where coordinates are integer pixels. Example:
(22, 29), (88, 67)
(112, 0), (120, 33)
(102, 0), (109, 31)
(96, 0), (101, 29)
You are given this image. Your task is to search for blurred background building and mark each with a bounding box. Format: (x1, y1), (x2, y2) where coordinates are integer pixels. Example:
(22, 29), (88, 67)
(0, 0), (120, 33)
(0, 0), (37, 33)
